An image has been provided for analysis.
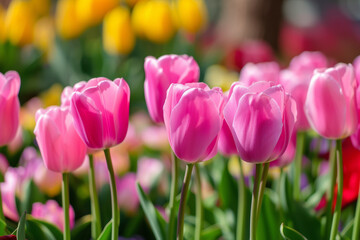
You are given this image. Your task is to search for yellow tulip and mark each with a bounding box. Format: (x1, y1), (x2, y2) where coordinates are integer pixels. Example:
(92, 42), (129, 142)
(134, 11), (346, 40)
(29, 0), (51, 18)
(56, 0), (84, 39)
(40, 84), (63, 107)
(125, 0), (141, 7)
(103, 6), (135, 55)
(143, 0), (175, 43)
(76, 0), (118, 27)
(177, 0), (207, 34)
(0, 6), (5, 42)
(131, 0), (148, 38)
(33, 17), (55, 59)
(204, 65), (238, 92)
(5, 0), (35, 46)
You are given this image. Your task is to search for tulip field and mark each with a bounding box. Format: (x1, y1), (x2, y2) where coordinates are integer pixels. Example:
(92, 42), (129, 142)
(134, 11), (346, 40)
(1, 0), (360, 240)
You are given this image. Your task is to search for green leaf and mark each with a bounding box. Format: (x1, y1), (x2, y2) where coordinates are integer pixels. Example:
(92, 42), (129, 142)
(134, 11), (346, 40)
(0, 217), (8, 235)
(340, 219), (353, 239)
(22, 180), (45, 214)
(16, 211), (26, 240)
(136, 182), (165, 240)
(26, 217), (63, 240)
(213, 208), (234, 240)
(200, 225), (222, 240)
(97, 219), (112, 240)
(218, 160), (238, 211)
(71, 215), (91, 240)
(280, 223), (308, 240)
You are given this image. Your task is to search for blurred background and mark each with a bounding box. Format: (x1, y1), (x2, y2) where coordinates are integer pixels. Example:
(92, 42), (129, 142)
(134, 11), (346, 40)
(0, 0), (360, 238)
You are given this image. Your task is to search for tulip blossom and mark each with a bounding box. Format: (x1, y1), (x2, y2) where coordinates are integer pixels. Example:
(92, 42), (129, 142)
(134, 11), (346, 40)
(1, 168), (19, 221)
(351, 57), (360, 149)
(280, 52), (328, 130)
(238, 62), (280, 86)
(0, 71), (21, 146)
(34, 106), (87, 172)
(224, 81), (297, 163)
(270, 132), (296, 167)
(116, 173), (139, 214)
(305, 63), (357, 139)
(136, 157), (164, 192)
(144, 54), (200, 123)
(32, 200), (75, 231)
(70, 77), (130, 149)
(163, 82), (224, 163)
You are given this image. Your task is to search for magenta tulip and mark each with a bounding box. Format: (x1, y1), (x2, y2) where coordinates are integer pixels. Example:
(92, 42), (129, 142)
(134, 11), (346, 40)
(280, 52), (328, 130)
(224, 81), (297, 163)
(116, 173), (139, 214)
(163, 82), (224, 163)
(239, 62), (280, 86)
(0, 71), (20, 146)
(270, 132), (296, 167)
(305, 63), (357, 139)
(144, 54), (200, 123)
(70, 77), (130, 149)
(350, 57), (360, 148)
(34, 106), (87, 172)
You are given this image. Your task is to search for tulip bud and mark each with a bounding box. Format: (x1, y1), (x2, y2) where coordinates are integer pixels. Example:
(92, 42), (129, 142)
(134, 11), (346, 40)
(77, 0), (118, 27)
(224, 81), (297, 163)
(305, 64), (357, 139)
(163, 82), (224, 163)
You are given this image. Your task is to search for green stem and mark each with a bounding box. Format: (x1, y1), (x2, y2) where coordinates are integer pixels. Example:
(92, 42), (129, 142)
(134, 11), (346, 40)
(250, 164), (263, 240)
(256, 162), (270, 222)
(177, 164), (194, 240)
(293, 131), (305, 200)
(88, 154), (102, 239)
(168, 152), (179, 240)
(236, 158), (246, 240)
(329, 140), (343, 240)
(104, 148), (119, 240)
(62, 173), (71, 240)
(194, 164), (203, 240)
(0, 184), (5, 222)
(352, 184), (360, 240)
(324, 141), (336, 239)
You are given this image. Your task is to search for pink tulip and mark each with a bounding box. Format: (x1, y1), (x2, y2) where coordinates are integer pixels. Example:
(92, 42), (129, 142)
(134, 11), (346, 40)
(224, 81), (297, 163)
(116, 173), (139, 214)
(0, 154), (9, 175)
(70, 77), (130, 149)
(34, 106), (87, 172)
(239, 62), (280, 86)
(280, 52), (328, 130)
(270, 132), (296, 167)
(218, 93), (237, 156)
(0, 71), (20, 146)
(305, 63), (357, 139)
(351, 57), (360, 148)
(136, 157), (164, 192)
(163, 82), (224, 163)
(354, 56), (360, 82)
(1, 168), (19, 221)
(32, 200), (75, 231)
(144, 54), (200, 123)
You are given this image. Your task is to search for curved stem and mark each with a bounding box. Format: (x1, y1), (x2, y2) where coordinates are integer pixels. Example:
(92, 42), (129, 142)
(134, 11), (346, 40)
(194, 164), (203, 240)
(256, 162), (269, 222)
(88, 154), (102, 239)
(329, 139), (343, 240)
(236, 158), (246, 240)
(168, 152), (179, 240)
(325, 141), (336, 239)
(104, 148), (119, 240)
(294, 131), (305, 200)
(62, 173), (71, 240)
(177, 164), (194, 240)
(250, 164), (263, 240)
(352, 184), (360, 240)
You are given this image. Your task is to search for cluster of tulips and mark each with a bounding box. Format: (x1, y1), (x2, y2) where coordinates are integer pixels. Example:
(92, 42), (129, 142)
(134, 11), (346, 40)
(1, 51), (360, 240)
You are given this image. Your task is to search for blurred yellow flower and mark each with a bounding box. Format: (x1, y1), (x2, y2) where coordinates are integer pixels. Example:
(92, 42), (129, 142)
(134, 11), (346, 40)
(103, 6), (135, 55)
(204, 65), (238, 92)
(131, 0), (148, 38)
(34, 17), (55, 59)
(56, 0), (84, 39)
(144, 0), (175, 43)
(77, 0), (118, 27)
(0, 6), (5, 42)
(5, 0), (35, 46)
(29, 0), (51, 18)
(40, 84), (63, 107)
(125, 0), (141, 7)
(177, 0), (207, 34)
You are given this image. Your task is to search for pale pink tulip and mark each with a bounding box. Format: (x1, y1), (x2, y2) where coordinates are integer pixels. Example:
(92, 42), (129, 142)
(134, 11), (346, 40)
(239, 62), (280, 86)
